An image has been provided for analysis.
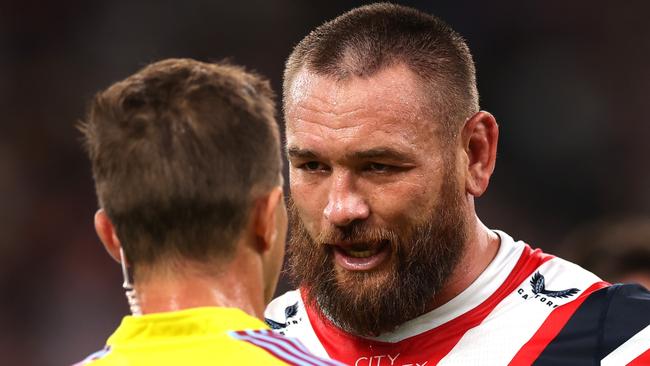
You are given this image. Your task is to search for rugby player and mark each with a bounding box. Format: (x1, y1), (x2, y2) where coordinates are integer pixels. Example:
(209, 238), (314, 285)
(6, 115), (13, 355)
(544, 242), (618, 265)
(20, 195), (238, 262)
(265, 4), (650, 365)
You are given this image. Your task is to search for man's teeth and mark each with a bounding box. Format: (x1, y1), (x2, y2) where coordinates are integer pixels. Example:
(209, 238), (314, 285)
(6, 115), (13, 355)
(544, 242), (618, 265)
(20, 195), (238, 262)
(342, 247), (380, 258)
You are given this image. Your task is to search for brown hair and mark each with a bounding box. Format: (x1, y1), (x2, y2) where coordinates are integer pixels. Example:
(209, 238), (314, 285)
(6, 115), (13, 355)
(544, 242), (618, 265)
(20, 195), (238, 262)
(81, 58), (281, 271)
(284, 3), (479, 140)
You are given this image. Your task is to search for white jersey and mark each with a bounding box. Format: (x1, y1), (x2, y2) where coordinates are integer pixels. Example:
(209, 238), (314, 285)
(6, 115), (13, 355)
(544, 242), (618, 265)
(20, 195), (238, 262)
(266, 231), (650, 365)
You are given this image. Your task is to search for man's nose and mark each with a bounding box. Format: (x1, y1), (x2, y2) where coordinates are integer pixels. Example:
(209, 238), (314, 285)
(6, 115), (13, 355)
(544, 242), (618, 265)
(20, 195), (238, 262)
(323, 172), (370, 227)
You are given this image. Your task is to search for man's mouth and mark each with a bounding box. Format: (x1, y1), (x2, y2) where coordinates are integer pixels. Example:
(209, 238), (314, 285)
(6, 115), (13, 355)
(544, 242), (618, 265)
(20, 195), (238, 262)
(341, 245), (382, 258)
(332, 240), (390, 271)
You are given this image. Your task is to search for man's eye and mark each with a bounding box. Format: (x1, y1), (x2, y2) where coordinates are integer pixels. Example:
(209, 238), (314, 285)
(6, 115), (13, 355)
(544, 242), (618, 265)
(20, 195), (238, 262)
(366, 163), (391, 172)
(300, 161), (328, 171)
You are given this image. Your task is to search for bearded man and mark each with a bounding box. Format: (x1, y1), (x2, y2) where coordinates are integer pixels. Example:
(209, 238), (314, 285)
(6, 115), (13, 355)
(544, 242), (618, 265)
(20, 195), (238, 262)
(265, 3), (650, 365)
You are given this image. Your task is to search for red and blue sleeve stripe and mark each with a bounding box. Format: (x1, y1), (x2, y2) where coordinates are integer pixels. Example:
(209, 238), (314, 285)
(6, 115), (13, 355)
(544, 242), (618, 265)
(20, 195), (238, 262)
(229, 329), (344, 366)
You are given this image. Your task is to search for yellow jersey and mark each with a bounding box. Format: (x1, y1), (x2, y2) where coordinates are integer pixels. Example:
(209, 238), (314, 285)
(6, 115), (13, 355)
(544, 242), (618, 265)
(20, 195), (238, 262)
(74, 307), (343, 365)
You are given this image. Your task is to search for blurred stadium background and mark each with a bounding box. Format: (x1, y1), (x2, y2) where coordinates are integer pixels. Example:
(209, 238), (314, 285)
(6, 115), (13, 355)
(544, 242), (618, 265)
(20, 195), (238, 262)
(1, 1), (649, 364)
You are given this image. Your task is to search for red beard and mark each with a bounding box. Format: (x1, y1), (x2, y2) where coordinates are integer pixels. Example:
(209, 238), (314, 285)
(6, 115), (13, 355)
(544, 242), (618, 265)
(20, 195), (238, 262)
(287, 173), (468, 337)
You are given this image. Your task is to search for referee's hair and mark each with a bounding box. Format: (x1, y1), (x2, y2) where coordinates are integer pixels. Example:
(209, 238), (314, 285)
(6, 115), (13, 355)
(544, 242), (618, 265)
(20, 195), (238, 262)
(80, 58), (281, 275)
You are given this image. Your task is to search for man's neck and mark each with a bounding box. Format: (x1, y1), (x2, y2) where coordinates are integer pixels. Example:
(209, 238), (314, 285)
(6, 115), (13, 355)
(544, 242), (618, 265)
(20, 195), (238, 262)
(427, 216), (500, 310)
(133, 257), (265, 319)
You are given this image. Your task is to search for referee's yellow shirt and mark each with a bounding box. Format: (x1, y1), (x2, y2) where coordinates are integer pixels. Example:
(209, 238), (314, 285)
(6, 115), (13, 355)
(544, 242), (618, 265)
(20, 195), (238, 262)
(75, 307), (341, 366)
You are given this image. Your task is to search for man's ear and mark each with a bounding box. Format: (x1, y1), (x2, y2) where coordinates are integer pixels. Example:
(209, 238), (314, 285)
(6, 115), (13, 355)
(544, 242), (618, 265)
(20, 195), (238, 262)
(253, 186), (284, 253)
(461, 111), (499, 197)
(94, 209), (123, 263)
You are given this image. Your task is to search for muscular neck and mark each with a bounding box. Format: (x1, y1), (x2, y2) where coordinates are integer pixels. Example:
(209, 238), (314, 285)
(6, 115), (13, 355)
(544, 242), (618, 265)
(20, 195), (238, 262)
(429, 210), (500, 310)
(132, 247), (266, 319)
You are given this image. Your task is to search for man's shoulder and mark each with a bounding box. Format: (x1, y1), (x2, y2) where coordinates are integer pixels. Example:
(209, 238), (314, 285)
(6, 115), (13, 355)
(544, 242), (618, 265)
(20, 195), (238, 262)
(597, 284), (650, 364)
(601, 283), (650, 332)
(498, 229), (605, 293)
(75, 326), (341, 366)
(75, 305), (341, 366)
(490, 230), (605, 309)
(227, 329), (344, 365)
(531, 283), (650, 365)
(510, 228), (650, 365)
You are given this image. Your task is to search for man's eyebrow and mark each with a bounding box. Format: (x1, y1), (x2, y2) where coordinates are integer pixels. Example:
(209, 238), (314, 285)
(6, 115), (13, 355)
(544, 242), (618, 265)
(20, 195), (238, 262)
(287, 147), (319, 159)
(347, 148), (414, 162)
(287, 146), (414, 162)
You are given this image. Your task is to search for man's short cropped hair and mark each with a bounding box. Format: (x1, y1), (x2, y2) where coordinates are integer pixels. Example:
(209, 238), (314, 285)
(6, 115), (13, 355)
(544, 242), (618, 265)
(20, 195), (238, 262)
(284, 3), (479, 140)
(81, 58), (281, 271)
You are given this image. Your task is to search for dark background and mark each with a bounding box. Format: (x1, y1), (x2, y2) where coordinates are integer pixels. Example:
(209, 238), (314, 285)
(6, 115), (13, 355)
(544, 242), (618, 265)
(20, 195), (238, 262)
(1, 1), (649, 364)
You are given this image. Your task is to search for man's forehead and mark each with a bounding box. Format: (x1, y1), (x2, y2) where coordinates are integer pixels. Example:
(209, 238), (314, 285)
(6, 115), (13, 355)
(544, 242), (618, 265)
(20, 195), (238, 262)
(284, 65), (445, 159)
(286, 64), (431, 117)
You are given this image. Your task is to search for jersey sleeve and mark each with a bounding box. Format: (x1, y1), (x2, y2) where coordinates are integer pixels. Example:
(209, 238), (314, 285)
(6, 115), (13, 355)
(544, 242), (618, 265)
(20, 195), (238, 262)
(532, 283), (650, 366)
(600, 284), (650, 365)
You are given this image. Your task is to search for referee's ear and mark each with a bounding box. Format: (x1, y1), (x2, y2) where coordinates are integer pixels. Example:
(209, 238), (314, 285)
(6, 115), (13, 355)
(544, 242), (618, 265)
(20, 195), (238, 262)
(94, 209), (123, 264)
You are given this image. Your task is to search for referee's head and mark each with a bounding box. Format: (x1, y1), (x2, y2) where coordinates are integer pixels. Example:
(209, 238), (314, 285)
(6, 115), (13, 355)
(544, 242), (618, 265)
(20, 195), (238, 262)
(81, 58), (287, 311)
